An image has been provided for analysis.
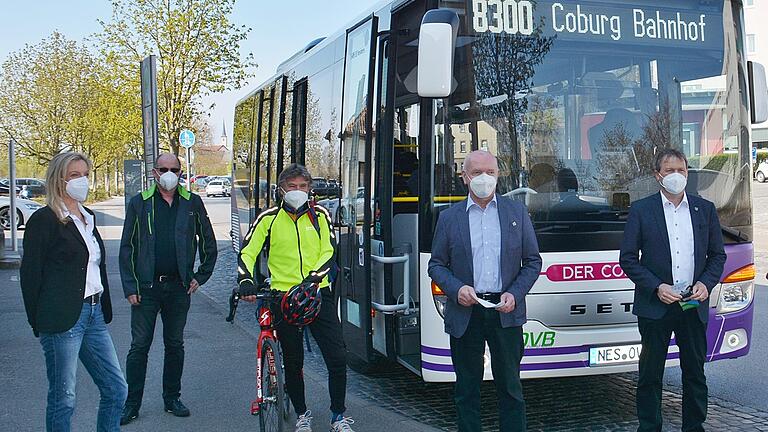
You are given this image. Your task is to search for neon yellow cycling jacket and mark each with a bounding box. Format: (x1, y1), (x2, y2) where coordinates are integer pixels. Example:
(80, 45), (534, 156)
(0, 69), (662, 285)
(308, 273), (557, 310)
(237, 204), (336, 292)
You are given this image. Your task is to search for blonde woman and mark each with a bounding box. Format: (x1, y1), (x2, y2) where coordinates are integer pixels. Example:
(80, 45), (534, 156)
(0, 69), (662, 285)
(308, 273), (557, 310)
(20, 152), (127, 432)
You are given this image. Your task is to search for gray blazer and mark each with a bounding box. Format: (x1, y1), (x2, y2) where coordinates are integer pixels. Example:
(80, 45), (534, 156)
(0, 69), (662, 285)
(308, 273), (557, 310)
(428, 195), (542, 338)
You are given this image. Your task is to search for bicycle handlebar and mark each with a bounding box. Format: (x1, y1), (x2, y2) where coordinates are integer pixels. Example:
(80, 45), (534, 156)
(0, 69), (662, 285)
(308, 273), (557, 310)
(225, 283), (284, 323)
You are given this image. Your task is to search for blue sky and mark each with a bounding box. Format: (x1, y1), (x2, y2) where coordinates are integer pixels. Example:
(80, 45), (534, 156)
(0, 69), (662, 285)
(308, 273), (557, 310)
(0, 0), (382, 141)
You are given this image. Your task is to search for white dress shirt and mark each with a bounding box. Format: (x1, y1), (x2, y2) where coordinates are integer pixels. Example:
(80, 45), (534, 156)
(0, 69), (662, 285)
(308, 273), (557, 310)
(63, 204), (104, 298)
(466, 195), (502, 293)
(661, 193), (695, 286)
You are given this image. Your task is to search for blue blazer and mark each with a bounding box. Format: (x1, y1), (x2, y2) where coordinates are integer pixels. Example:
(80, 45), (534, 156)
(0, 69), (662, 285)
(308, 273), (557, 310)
(619, 192), (726, 323)
(428, 195), (542, 338)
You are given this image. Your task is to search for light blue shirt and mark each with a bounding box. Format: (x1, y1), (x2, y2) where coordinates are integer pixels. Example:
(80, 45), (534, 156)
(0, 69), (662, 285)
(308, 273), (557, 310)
(466, 195), (502, 293)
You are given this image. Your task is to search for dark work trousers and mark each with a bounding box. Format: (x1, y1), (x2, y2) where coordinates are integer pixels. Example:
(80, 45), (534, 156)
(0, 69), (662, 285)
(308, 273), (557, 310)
(637, 305), (708, 432)
(124, 280), (191, 408)
(272, 288), (347, 416)
(450, 305), (526, 432)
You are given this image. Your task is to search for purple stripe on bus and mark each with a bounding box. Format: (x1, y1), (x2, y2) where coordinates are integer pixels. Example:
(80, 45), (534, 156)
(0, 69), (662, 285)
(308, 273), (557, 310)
(520, 360), (586, 370)
(423, 343), (680, 358)
(721, 243), (753, 280)
(421, 361), (454, 372)
(422, 353), (682, 373)
(422, 345), (587, 357)
(421, 346), (452, 357)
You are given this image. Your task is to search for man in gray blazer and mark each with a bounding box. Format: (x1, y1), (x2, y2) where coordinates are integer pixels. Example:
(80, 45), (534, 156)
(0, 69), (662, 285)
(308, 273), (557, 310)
(428, 151), (542, 432)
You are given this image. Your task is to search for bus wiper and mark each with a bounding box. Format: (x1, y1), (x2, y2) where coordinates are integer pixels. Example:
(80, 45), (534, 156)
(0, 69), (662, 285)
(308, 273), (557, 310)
(721, 226), (750, 242)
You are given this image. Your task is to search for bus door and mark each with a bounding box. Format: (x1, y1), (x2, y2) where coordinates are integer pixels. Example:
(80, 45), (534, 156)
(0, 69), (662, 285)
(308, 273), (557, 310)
(369, 32), (421, 368)
(338, 15), (378, 364)
(371, 0), (432, 373)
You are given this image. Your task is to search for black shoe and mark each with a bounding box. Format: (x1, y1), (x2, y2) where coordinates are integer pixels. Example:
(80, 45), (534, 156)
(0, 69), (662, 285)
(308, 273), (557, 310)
(120, 405), (140, 425)
(164, 399), (191, 417)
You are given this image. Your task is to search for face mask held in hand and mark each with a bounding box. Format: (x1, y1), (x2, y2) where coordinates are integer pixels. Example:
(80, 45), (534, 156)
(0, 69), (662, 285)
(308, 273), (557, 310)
(469, 173), (497, 199)
(65, 176), (90, 202)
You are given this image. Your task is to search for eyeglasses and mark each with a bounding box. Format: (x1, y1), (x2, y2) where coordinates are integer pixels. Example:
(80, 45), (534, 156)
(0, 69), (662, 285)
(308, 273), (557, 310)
(156, 167), (180, 174)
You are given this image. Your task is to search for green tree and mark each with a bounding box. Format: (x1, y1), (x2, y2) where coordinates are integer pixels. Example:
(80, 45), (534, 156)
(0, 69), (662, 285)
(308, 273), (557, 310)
(97, 0), (255, 155)
(0, 32), (96, 164)
(0, 31), (143, 190)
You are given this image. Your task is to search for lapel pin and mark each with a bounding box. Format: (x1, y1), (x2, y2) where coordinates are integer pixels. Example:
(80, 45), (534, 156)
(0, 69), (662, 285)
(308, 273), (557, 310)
(512, 221), (517, 227)
(694, 207), (699, 212)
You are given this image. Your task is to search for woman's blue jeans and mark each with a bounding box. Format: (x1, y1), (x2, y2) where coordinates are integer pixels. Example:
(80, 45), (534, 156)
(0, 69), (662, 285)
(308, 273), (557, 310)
(39, 303), (127, 432)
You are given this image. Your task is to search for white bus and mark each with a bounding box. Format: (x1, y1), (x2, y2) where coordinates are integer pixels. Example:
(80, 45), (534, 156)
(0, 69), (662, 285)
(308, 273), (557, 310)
(231, 0), (764, 382)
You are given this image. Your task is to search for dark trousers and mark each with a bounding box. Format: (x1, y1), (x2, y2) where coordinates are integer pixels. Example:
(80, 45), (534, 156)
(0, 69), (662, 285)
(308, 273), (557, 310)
(450, 306), (526, 432)
(637, 305), (708, 432)
(273, 288), (347, 416)
(124, 281), (191, 408)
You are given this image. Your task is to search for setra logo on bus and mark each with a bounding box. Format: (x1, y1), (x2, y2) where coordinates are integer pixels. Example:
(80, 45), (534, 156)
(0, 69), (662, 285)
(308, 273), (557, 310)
(524, 331), (556, 348)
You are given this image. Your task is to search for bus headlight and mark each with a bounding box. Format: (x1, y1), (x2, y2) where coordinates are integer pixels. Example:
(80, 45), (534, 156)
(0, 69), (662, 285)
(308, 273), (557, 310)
(431, 281), (447, 318)
(716, 264), (755, 314)
(716, 281), (753, 314)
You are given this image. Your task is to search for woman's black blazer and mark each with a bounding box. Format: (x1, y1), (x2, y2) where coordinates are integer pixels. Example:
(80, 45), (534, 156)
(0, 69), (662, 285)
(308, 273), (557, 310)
(20, 206), (113, 336)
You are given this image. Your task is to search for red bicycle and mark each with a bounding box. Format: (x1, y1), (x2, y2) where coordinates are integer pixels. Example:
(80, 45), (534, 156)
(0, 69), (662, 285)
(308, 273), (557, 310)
(227, 284), (291, 432)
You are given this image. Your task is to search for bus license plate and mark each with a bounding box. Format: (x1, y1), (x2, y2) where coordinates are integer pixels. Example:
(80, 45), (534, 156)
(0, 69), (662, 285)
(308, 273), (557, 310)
(589, 344), (642, 366)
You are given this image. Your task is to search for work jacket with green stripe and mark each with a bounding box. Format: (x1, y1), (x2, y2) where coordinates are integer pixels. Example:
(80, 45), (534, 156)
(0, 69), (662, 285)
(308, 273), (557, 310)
(119, 184), (217, 297)
(238, 203), (336, 292)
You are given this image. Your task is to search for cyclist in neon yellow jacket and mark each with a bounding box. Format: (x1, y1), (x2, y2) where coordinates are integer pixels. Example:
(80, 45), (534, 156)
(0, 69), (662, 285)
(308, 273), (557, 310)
(237, 185), (335, 292)
(237, 164), (356, 432)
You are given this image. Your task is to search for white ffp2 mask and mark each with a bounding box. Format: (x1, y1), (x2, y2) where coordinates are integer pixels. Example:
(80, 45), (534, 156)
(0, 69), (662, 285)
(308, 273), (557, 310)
(469, 173), (497, 199)
(283, 190), (309, 210)
(65, 176), (89, 202)
(660, 172), (687, 195)
(158, 171), (179, 191)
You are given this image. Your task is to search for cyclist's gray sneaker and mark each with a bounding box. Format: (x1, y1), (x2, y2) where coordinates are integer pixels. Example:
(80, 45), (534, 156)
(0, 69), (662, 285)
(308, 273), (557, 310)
(295, 410), (312, 432)
(330, 416), (355, 432)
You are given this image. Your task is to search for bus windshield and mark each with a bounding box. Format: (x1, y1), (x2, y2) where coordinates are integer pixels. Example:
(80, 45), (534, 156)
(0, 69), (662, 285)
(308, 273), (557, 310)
(426, 0), (751, 252)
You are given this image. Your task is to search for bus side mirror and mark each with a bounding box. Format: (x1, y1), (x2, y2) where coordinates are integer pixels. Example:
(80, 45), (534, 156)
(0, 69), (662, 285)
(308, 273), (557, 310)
(417, 9), (459, 98)
(748, 61), (768, 124)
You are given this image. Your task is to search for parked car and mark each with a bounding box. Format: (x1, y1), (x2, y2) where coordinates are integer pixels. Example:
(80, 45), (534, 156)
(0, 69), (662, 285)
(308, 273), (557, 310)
(317, 187), (371, 224)
(205, 180), (231, 197)
(312, 177), (340, 198)
(0, 196), (43, 229)
(756, 161), (768, 183)
(0, 179), (21, 197)
(15, 178), (47, 197)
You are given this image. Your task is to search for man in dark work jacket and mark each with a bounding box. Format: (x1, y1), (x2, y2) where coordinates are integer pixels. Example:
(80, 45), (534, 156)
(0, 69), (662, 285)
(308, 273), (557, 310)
(118, 153), (217, 424)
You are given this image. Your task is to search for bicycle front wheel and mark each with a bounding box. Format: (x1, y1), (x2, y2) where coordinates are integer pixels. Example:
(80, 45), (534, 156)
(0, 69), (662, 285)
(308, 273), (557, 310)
(259, 338), (286, 432)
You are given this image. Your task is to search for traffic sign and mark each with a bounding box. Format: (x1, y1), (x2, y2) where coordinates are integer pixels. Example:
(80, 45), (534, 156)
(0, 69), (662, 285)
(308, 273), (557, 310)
(179, 129), (195, 149)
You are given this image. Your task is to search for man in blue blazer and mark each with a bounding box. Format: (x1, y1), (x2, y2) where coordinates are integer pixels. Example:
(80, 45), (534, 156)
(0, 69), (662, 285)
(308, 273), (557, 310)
(620, 148), (726, 432)
(428, 151), (542, 432)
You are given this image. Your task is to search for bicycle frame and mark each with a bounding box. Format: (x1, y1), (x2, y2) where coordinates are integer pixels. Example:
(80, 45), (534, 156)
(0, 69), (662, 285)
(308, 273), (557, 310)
(252, 300), (279, 415)
(227, 286), (288, 422)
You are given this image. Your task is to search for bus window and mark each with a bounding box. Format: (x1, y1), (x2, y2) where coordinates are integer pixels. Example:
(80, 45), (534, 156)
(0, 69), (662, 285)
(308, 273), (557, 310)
(393, 103), (420, 212)
(232, 93), (256, 247)
(426, 0), (750, 251)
